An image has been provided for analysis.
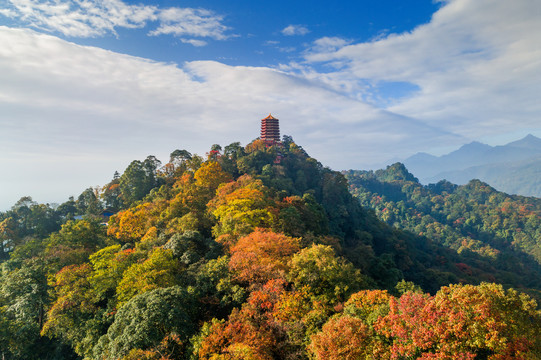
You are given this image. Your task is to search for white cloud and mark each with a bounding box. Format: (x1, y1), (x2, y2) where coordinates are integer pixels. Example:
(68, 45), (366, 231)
(0, 26), (460, 209)
(304, 0), (541, 140)
(282, 24), (309, 36)
(179, 38), (207, 47)
(1, 0), (229, 44)
(149, 8), (228, 40)
(0, 8), (16, 17)
(308, 36), (351, 55)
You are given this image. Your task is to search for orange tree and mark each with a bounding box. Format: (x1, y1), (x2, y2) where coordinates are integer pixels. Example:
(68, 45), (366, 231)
(229, 229), (300, 286)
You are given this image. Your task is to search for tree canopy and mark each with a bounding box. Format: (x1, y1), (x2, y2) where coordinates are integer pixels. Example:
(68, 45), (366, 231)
(1, 141), (540, 359)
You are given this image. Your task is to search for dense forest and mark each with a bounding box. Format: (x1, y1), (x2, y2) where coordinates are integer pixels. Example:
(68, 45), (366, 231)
(344, 163), (541, 295)
(1, 139), (540, 359)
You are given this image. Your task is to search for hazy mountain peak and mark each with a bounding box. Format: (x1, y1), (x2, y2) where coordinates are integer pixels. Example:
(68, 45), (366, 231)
(400, 135), (541, 197)
(506, 134), (541, 150)
(408, 152), (437, 161)
(454, 141), (492, 153)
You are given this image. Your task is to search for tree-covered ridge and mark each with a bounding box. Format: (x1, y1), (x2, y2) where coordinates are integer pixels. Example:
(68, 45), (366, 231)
(1, 142), (540, 359)
(345, 163), (541, 291)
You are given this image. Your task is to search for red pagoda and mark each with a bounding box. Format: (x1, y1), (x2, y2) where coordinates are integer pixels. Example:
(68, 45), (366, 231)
(260, 114), (280, 145)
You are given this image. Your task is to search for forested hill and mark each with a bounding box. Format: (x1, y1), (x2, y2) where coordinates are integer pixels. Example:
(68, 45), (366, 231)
(1, 140), (540, 359)
(345, 162), (541, 288)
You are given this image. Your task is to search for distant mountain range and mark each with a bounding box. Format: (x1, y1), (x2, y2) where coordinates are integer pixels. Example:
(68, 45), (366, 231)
(402, 134), (541, 197)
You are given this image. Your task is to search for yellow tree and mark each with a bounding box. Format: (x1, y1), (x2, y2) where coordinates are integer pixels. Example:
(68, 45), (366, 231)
(116, 248), (181, 307)
(41, 264), (98, 355)
(163, 162), (230, 236)
(194, 161), (232, 191)
(107, 200), (167, 242)
(287, 244), (364, 304)
(208, 175), (275, 238)
(88, 245), (141, 303)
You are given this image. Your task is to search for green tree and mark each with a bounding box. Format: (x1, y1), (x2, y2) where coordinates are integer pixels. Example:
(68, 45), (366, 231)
(88, 245), (140, 303)
(101, 177), (122, 211)
(56, 197), (77, 219)
(119, 156), (161, 206)
(0, 217), (17, 260)
(162, 149), (193, 178)
(287, 244), (364, 303)
(96, 286), (196, 360)
(76, 187), (103, 216)
(44, 219), (108, 271)
(193, 256), (247, 319)
(163, 230), (219, 265)
(1, 259), (51, 359)
(8, 197), (61, 239)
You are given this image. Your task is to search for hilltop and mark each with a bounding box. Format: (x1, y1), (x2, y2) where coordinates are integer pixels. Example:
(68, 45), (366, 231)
(1, 139), (540, 359)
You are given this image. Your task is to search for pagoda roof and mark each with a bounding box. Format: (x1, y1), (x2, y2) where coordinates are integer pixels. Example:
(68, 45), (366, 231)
(262, 113), (277, 120)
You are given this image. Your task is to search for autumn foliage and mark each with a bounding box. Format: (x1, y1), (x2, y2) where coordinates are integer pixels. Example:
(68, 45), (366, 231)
(2, 141), (541, 360)
(309, 316), (372, 360)
(374, 283), (541, 360)
(309, 283), (541, 360)
(229, 229), (300, 285)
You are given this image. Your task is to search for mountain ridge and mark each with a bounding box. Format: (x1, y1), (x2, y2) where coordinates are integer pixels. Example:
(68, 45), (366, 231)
(402, 134), (541, 197)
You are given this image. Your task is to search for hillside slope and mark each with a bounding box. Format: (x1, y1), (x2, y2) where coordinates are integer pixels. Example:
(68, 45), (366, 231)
(345, 163), (541, 290)
(1, 142), (540, 359)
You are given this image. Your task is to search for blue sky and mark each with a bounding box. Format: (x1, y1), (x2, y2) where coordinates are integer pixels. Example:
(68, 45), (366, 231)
(0, 0), (540, 209)
(0, 0), (440, 65)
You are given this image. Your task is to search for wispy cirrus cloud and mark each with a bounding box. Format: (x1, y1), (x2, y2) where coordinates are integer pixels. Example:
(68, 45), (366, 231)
(281, 24), (309, 36)
(0, 0), (230, 44)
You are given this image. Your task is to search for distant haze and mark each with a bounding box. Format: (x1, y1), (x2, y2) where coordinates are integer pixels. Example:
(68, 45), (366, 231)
(402, 135), (541, 197)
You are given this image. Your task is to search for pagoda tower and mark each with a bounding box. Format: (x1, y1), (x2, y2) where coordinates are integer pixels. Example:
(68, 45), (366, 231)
(260, 114), (280, 145)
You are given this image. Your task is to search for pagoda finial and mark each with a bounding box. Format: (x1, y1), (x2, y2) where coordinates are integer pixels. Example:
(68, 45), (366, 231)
(265, 113), (277, 120)
(263, 113), (276, 120)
